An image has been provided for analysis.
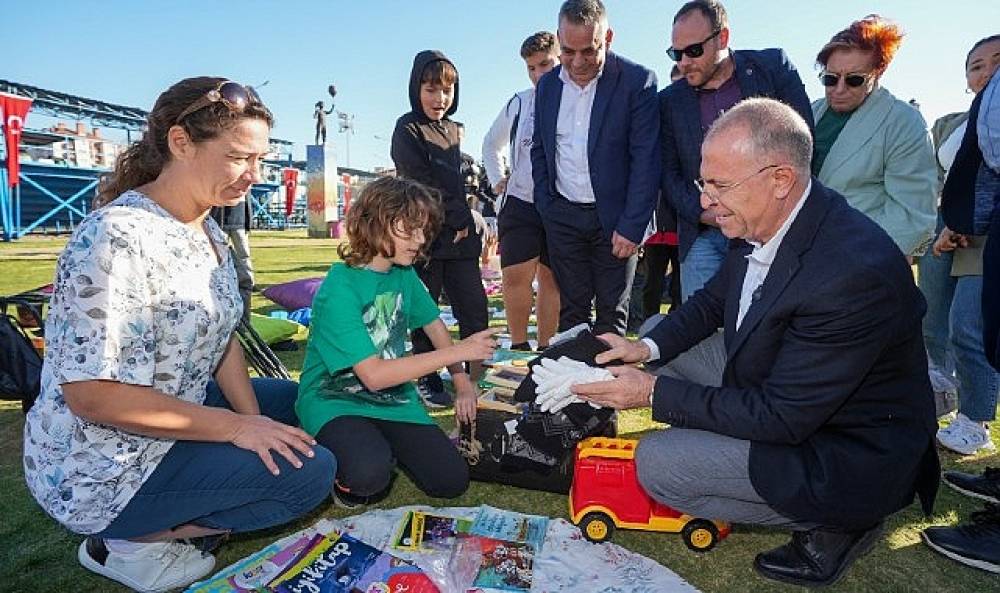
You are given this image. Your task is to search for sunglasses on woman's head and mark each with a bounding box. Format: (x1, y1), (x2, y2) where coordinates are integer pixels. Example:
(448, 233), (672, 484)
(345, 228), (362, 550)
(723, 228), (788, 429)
(666, 30), (721, 62)
(818, 71), (872, 88)
(175, 81), (262, 124)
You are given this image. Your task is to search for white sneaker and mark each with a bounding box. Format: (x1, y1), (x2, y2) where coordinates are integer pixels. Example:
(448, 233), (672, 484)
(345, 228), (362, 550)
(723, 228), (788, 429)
(937, 413), (972, 439)
(79, 537), (216, 593)
(937, 415), (995, 456)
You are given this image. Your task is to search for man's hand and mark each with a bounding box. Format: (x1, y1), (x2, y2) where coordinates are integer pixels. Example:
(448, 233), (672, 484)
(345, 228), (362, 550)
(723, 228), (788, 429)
(594, 332), (651, 365)
(493, 177), (508, 196)
(573, 365), (656, 410)
(932, 226), (969, 256)
(453, 226), (470, 243)
(611, 231), (638, 259)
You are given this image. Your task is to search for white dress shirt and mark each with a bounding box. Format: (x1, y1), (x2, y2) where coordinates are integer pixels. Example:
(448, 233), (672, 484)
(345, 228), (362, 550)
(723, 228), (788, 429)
(643, 181), (812, 361)
(554, 66), (600, 203)
(736, 180), (812, 330)
(481, 88), (537, 204)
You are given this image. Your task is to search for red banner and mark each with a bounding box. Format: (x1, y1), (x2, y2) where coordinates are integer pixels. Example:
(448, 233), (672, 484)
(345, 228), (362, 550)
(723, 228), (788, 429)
(282, 168), (299, 217)
(0, 93), (32, 186)
(341, 173), (352, 216)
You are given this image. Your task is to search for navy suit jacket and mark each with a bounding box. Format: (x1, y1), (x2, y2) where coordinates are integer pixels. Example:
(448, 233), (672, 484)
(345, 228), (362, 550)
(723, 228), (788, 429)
(531, 52), (660, 244)
(645, 181), (939, 530)
(660, 49), (814, 260)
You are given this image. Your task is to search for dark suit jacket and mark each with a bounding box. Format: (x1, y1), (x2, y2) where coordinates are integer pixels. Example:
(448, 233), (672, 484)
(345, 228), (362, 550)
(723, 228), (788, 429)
(645, 181), (939, 530)
(660, 48), (814, 260)
(531, 52), (660, 244)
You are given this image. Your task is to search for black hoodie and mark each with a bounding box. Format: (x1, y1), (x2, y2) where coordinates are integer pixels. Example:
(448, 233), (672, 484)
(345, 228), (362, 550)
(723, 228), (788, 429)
(391, 50), (479, 259)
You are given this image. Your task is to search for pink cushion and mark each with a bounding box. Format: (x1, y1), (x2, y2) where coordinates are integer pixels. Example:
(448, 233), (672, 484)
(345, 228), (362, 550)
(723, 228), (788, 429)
(261, 277), (323, 311)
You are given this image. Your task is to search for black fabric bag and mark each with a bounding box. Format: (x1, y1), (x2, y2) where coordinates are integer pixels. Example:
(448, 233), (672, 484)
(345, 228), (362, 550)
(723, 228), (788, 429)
(0, 297), (44, 414)
(457, 330), (619, 493)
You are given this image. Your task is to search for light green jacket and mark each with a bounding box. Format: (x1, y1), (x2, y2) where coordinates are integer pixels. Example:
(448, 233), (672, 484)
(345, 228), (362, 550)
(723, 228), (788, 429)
(813, 87), (937, 256)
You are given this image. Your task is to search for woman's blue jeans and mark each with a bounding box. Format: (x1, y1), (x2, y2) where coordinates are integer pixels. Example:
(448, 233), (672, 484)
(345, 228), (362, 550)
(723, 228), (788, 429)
(97, 378), (335, 539)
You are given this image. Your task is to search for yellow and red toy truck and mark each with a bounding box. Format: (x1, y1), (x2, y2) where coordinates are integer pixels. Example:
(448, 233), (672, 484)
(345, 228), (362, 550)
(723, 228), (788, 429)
(569, 437), (731, 551)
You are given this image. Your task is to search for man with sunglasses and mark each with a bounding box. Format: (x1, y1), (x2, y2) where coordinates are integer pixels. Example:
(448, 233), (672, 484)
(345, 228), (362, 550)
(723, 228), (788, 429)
(530, 0), (660, 336)
(659, 0), (813, 304)
(574, 98), (939, 588)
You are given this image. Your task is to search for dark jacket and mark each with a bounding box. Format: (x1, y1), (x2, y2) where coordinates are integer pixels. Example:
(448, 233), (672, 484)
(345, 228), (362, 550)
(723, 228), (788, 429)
(645, 181), (939, 530)
(660, 48), (815, 260)
(531, 51), (661, 244)
(391, 50), (478, 259)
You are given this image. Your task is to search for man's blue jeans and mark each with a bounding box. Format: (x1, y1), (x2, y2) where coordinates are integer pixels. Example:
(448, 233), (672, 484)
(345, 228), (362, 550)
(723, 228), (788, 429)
(951, 275), (999, 422)
(680, 227), (729, 303)
(917, 239), (956, 376)
(97, 378), (336, 539)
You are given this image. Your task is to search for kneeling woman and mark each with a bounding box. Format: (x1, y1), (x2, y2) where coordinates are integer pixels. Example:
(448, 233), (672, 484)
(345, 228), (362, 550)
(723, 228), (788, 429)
(22, 77), (335, 593)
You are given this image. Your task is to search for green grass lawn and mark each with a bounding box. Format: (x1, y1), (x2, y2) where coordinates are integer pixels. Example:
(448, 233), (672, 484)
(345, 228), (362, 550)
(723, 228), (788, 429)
(1, 230), (998, 592)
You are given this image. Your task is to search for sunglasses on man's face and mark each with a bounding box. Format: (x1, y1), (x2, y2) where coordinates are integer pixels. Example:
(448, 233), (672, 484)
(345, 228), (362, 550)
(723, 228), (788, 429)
(175, 81), (262, 124)
(666, 29), (721, 62)
(818, 71), (872, 88)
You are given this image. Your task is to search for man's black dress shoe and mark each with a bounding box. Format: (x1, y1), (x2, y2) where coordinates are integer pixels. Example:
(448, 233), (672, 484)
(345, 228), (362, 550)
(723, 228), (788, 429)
(753, 522), (884, 587)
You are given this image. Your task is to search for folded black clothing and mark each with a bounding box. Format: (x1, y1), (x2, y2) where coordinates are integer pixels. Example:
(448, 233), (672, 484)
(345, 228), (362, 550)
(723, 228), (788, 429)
(506, 329), (620, 460)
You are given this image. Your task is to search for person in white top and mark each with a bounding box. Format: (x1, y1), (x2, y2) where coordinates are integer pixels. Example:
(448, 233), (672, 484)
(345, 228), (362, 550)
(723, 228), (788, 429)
(22, 77), (335, 593)
(482, 31), (561, 350)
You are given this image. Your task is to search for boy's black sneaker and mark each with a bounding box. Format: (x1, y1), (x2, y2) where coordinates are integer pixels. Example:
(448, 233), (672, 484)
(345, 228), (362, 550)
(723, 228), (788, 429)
(943, 467), (1000, 504)
(416, 373), (452, 408)
(922, 503), (1000, 573)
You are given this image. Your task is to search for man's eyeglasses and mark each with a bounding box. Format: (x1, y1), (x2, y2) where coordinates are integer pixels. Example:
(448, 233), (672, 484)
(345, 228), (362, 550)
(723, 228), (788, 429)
(175, 81), (262, 124)
(666, 30), (721, 62)
(818, 71), (873, 88)
(694, 164), (780, 204)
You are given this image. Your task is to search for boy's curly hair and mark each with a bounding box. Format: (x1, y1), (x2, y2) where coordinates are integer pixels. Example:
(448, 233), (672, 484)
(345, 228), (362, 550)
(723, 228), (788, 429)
(817, 14), (904, 75)
(338, 176), (443, 268)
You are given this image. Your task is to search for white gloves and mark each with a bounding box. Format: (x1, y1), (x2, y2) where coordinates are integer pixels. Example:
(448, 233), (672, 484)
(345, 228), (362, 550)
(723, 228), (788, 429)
(532, 356), (612, 414)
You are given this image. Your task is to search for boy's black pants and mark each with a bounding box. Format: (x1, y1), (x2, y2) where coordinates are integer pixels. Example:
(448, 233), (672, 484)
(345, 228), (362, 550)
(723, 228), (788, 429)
(411, 257), (489, 353)
(316, 415), (469, 498)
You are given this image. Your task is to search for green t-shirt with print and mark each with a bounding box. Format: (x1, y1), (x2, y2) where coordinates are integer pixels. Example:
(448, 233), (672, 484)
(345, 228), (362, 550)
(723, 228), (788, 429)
(296, 263), (442, 435)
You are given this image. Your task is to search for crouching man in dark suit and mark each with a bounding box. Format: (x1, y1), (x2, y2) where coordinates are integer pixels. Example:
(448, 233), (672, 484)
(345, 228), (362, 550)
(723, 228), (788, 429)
(574, 97), (939, 588)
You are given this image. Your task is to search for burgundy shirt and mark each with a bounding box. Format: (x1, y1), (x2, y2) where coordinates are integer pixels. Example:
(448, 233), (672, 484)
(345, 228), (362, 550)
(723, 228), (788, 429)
(698, 74), (743, 133)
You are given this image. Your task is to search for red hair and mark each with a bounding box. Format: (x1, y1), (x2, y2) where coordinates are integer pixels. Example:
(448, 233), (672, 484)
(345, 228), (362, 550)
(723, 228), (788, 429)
(817, 14), (904, 74)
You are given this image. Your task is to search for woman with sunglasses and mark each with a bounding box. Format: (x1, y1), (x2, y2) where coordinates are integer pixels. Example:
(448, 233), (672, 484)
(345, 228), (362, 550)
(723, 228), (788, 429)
(22, 77), (336, 592)
(919, 35), (1000, 457)
(811, 14), (936, 260)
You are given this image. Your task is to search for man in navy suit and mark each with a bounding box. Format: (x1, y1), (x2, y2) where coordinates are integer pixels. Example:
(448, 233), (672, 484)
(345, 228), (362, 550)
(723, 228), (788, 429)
(575, 99), (939, 587)
(531, 0), (660, 335)
(661, 0), (813, 302)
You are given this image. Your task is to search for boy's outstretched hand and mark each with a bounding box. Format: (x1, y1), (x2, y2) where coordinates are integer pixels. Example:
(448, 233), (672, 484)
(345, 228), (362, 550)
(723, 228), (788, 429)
(454, 327), (502, 361)
(453, 379), (478, 425)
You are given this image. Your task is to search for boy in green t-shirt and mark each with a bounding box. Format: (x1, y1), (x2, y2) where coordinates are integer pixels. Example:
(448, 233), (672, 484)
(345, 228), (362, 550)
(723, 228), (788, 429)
(297, 177), (499, 507)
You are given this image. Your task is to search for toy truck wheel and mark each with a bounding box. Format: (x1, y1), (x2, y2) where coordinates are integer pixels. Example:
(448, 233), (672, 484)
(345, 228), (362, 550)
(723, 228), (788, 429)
(682, 519), (719, 552)
(579, 512), (615, 543)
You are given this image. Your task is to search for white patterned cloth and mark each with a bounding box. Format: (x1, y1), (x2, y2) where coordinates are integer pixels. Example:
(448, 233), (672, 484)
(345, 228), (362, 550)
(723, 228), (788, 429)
(327, 506), (701, 593)
(23, 190), (242, 534)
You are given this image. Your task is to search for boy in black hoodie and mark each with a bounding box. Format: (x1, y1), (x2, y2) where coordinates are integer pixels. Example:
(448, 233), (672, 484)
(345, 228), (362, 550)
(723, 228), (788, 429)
(391, 50), (489, 407)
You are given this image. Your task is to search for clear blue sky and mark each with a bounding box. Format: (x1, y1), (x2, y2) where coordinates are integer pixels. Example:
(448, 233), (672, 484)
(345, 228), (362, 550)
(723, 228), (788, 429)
(8, 0), (998, 171)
